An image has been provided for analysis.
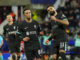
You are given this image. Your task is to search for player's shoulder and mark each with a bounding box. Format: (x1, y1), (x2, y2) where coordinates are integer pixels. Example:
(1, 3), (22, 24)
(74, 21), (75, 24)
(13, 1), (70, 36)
(4, 24), (8, 28)
(56, 12), (63, 18)
(56, 12), (67, 20)
(33, 20), (38, 23)
(18, 20), (26, 26)
(32, 20), (39, 24)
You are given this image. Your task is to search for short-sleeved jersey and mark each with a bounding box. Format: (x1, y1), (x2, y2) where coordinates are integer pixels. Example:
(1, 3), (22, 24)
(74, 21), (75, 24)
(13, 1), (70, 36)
(3, 22), (19, 42)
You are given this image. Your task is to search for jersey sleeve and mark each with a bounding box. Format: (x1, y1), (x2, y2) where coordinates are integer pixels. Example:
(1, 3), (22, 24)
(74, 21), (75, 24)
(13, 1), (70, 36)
(18, 22), (26, 40)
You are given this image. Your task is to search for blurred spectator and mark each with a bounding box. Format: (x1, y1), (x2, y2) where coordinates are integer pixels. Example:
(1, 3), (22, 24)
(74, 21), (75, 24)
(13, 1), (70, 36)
(0, 6), (11, 24)
(71, 0), (78, 8)
(65, 0), (71, 7)
(75, 8), (80, 20)
(32, 10), (38, 21)
(41, 32), (52, 60)
(42, 32), (52, 54)
(70, 32), (80, 60)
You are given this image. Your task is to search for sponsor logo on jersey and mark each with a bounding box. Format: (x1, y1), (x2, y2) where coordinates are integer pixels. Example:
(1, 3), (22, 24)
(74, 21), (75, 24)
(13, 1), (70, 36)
(13, 26), (16, 29)
(34, 25), (37, 28)
(26, 31), (37, 35)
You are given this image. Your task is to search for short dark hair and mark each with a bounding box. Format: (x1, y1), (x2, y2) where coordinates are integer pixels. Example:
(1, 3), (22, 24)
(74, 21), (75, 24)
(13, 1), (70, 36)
(6, 14), (12, 17)
(47, 5), (53, 8)
(23, 8), (31, 13)
(7, 13), (11, 16)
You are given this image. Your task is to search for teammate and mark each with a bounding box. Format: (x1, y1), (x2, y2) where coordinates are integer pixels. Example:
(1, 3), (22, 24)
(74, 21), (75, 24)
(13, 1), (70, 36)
(3, 14), (21, 60)
(18, 8), (43, 60)
(0, 34), (3, 60)
(47, 6), (69, 60)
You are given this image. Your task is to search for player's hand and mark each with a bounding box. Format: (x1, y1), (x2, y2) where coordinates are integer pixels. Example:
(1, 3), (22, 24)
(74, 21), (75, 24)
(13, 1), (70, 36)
(14, 32), (16, 35)
(50, 16), (57, 21)
(45, 40), (49, 44)
(23, 37), (30, 42)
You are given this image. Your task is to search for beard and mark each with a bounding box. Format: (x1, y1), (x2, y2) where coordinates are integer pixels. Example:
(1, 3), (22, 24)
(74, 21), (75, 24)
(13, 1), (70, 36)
(26, 16), (31, 20)
(27, 18), (31, 20)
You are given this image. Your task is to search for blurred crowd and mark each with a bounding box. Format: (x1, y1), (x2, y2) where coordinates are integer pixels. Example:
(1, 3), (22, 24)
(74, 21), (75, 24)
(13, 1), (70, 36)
(59, 0), (80, 32)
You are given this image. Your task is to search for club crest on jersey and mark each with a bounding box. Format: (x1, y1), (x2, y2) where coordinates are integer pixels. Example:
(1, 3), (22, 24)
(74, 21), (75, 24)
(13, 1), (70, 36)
(34, 25), (37, 28)
(26, 32), (29, 35)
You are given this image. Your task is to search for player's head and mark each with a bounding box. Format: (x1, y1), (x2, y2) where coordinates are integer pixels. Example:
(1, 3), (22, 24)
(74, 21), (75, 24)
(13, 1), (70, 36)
(47, 5), (57, 16)
(47, 6), (56, 13)
(6, 14), (13, 22)
(23, 8), (31, 20)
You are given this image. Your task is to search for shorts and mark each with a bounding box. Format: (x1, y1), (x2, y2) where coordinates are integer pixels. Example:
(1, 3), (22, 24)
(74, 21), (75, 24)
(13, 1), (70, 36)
(8, 42), (20, 53)
(24, 48), (41, 60)
(52, 42), (66, 54)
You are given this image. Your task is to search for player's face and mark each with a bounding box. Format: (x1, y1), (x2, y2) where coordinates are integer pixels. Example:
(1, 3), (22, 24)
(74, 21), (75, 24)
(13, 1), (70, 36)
(24, 10), (31, 19)
(6, 15), (13, 22)
(47, 6), (56, 13)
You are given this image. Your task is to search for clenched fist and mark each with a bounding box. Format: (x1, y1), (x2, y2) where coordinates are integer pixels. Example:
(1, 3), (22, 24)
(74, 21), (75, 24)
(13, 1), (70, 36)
(23, 37), (30, 42)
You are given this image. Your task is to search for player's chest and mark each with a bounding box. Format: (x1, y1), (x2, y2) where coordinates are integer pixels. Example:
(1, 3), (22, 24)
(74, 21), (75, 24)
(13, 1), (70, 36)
(6, 25), (17, 32)
(22, 23), (38, 31)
